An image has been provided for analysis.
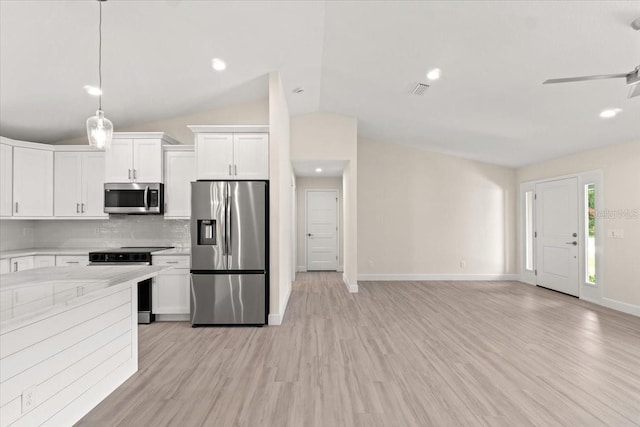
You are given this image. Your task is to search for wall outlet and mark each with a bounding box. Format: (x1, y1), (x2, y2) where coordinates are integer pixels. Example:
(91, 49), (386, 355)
(459, 260), (466, 269)
(22, 386), (37, 413)
(607, 229), (624, 239)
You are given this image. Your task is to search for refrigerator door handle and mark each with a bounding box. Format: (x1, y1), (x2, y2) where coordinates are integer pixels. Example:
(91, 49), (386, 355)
(226, 192), (232, 264)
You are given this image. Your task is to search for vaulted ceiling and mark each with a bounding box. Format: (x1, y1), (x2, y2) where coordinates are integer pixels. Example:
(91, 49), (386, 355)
(1, 1), (638, 167)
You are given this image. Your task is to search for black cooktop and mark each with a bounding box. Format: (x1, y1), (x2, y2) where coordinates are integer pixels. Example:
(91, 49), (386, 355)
(89, 247), (174, 264)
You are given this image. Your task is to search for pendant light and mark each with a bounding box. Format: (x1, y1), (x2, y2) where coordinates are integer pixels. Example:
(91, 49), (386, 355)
(86, 0), (113, 149)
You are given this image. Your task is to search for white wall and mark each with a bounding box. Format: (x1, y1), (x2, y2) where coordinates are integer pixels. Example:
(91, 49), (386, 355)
(0, 220), (35, 251)
(295, 177), (343, 271)
(290, 112), (358, 291)
(358, 137), (517, 279)
(517, 140), (640, 308)
(268, 72), (293, 325)
(55, 99), (269, 145)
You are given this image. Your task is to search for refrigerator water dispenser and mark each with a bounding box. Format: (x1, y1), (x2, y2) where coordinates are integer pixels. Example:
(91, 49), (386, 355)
(198, 220), (216, 245)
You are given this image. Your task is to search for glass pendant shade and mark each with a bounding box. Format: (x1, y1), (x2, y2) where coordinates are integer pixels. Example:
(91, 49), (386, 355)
(86, 110), (113, 149)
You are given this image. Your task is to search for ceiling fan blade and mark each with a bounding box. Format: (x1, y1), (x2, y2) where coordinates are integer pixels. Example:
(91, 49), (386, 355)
(543, 73), (629, 84)
(628, 84), (640, 98)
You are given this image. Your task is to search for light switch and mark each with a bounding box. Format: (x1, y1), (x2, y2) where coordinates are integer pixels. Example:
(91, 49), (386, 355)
(607, 229), (624, 239)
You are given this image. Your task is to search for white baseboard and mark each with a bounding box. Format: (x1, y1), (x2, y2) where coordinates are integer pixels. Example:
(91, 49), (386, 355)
(268, 282), (293, 326)
(268, 313), (283, 325)
(601, 298), (640, 317)
(357, 273), (521, 281)
(342, 273), (359, 293)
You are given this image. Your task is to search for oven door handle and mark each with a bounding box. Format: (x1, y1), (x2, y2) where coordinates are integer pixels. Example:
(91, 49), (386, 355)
(144, 186), (149, 210)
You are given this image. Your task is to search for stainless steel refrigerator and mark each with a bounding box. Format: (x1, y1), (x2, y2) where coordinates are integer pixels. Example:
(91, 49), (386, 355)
(190, 181), (268, 326)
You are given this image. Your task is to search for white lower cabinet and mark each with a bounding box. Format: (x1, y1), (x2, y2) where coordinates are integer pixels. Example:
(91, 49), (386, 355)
(10, 256), (34, 272)
(34, 255), (56, 268)
(56, 255), (89, 267)
(152, 255), (190, 319)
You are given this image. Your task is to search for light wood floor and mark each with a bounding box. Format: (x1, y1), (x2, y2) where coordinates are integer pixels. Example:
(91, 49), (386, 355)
(76, 273), (640, 426)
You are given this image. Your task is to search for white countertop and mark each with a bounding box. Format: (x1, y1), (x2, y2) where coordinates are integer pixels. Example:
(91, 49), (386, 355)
(0, 265), (168, 332)
(152, 248), (190, 256)
(0, 247), (101, 260)
(0, 247), (191, 260)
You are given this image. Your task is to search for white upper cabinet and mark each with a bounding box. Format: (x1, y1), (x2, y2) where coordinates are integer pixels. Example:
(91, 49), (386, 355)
(13, 146), (53, 217)
(195, 133), (233, 179)
(191, 127), (269, 180)
(0, 143), (13, 217)
(82, 151), (107, 217)
(233, 133), (269, 180)
(164, 149), (195, 218)
(54, 151), (106, 218)
(104, 139), (134, 183)
(105, 133), (178, 183)
(133, 139), (164, 182)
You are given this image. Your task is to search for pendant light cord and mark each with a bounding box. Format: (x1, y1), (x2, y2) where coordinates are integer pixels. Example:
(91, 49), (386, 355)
(98, 0), (103, 111)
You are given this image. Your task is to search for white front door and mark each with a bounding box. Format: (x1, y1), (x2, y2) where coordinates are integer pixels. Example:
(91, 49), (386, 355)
(306, 190), (338, 271)
(535, 177), (580, 296)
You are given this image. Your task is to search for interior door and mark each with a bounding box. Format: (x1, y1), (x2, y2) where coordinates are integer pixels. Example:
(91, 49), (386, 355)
(535, 177), (580, 296)
(306, 190), (338, 271)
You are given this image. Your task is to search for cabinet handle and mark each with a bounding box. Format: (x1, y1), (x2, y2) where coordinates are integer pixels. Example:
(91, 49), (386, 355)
(77, 203), (80, 213)
(81, 203), (85, 213)
(128, 169), (132, 180)
(228, 164), (232, 176)
(133, 169), (137, 180)
(15, 202), (18, 213)
(234, 165), (237, 175)
(67, 261), (79, 264)
(165, 261), (179, 264)
(13, 262), (18, 272)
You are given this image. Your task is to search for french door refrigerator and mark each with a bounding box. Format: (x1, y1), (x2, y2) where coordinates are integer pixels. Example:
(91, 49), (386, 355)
(190, 181), (268, 326)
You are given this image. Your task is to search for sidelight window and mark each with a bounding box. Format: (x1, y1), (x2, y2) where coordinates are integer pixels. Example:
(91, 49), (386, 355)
(585, 184), (596, 285)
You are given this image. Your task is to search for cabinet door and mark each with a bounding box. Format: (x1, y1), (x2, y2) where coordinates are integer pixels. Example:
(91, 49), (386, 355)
(0, 143), (12, 217)
(34, 255), (56, 268)
(153, 269), (190, 314)
(105, 139), (133, 182)
(11, 256), (34, 272)
(233, 133), (269, 180)
(54, 152), (83, 216)
(82, 151), (107, 217)
(195, 133), (233, 180)
(133, 139), (162, 182)
(13, 147), (53, 217)
(164, 151), (195, 218)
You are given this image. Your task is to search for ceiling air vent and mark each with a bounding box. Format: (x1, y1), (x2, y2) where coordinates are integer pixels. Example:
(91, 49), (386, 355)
(409, 82), (429, 96)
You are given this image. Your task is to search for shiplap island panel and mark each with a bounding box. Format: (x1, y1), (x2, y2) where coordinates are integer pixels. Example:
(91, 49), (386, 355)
(0, 265), (166, 427)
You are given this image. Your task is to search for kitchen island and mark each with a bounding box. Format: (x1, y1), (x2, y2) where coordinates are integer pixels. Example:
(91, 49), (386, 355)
(0, 266), (166, 427)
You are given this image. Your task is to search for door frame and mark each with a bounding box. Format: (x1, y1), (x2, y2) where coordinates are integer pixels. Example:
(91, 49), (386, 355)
(519, 170), (604, 303)
(304, 188), (340, 272)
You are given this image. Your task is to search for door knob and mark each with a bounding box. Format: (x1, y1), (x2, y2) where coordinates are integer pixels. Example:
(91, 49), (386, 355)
(565, 241), (578, 246)
(307, 233), (312, 237)
(572, 232), (578, 237)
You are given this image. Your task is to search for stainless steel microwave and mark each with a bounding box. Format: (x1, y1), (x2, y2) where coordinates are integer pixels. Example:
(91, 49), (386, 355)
(104, 183), (164, 214)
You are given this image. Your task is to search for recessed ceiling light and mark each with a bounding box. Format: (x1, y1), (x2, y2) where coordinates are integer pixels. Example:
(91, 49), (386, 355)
(211, 58), (226, 71)
(293, 87), (305, 94)
(599, 108), (622, 119)
(426, 68), (441, 81)
(83, 85), (102, 96)
(315, 168), (322, 173)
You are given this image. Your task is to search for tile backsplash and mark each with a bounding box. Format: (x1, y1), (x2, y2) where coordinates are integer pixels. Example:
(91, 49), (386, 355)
(0, 220), (36, 251)
(34, 216), (190, 249)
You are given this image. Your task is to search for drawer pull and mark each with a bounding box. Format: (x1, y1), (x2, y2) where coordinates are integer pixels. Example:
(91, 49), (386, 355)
(165, 261), (179, 264)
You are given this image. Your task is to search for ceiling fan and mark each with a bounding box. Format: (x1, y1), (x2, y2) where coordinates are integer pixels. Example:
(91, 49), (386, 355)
(543, 65), (640, 98)
(543, 18), (640, 98)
